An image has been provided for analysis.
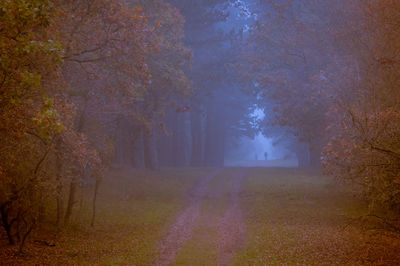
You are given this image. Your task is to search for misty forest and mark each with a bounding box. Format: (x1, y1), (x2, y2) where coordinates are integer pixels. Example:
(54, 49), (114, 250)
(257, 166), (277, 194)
(2, 0), (400, 265)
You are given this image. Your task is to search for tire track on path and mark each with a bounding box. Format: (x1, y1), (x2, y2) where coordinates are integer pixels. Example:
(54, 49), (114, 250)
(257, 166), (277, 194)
(153, 168), (223, 266)
(217, 168), (248, 266)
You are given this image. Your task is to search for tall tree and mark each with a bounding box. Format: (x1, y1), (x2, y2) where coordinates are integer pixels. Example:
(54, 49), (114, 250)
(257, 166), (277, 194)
(243, 0), (350, 167)
(51, 0), (152, 224)
(0, 0), (98, 246)
(169, 0), (258, 167)
(323, 0), (400, 211)
(118, 0), (193, 169)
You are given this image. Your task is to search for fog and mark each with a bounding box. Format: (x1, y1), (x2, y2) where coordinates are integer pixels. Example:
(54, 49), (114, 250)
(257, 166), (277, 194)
(109, 0), (316, 169)
(226, 133), (295, 161)
(3, 0), (400, 262)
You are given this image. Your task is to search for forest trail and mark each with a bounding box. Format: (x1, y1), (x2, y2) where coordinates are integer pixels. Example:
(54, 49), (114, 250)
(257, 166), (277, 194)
(153, 168), (224, 265)
(153, 168), (248, 266)
(217, 168), (248, 266)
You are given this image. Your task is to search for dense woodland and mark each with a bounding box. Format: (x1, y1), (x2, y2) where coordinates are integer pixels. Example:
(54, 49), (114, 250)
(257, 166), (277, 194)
(1, 0), (400, 256)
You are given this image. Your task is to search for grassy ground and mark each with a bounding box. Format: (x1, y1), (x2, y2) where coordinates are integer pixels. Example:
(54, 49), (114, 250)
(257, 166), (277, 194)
(0, 167), (213, 265)
(235, 167), (400, 265)
(1, 167), (399, 265)
(174, 168), (235, 265)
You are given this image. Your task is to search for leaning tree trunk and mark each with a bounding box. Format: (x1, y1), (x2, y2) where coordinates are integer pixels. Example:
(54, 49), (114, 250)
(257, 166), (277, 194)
(18, 215), (35, 254)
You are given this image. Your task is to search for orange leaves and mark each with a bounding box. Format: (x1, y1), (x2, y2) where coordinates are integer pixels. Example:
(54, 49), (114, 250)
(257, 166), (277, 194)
(0, 0), (194, 249)
(322, 2), (400, 210)
(322, 106), (400, 209)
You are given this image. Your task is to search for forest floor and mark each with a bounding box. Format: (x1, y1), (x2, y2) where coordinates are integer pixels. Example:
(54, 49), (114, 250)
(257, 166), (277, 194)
(1, 167), (400, 265)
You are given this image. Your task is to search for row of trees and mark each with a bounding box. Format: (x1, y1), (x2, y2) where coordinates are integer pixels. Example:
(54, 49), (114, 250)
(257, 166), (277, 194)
(0, 0), (193, 250)
(244, 0), (400, 212)
(5, 0), (398, 251)
(115, 0), (258, 168)
(0, 0), (259, 250)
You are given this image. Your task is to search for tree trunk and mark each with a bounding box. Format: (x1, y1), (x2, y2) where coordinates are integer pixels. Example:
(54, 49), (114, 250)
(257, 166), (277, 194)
(114, 117), (123, 165)
(204, 103), (215, 166)
(309, 146), (322, 168)
(190, 110), (203, 166)
(64, 179), (78, 225)
(296, 151), (309, 168)
(155, 111), (189, 168)
(56, 193), (64, 226)
(295, 143), (310, 168)
(295, 142), (322, 168)
(143, 133), (155, 170)
(63, 98), (87, 225)
(204, 102), (225, 167)
(171, 112), (186, 167)
(90, 177), (101, 227)
(18, 217), (35, 254)
(156, 117), (173, 167)
(0, 204), (14, 245)
(129, 136), (137, 168)
(37, 200), (45, 227)
(129, 123), (142, 168)
(55, 143), (63, 226)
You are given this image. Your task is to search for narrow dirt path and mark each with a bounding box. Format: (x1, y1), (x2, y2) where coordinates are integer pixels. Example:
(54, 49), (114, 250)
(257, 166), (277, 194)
(217, 168), (248, 266)
(153, 168), (223, 266)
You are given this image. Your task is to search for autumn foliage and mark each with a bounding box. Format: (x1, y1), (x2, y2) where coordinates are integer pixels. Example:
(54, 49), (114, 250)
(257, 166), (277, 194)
(0, 0), (190, 250)
(2, 0), (400, 258)
(323, 0), (400, 212)
(244, 0), (400, 212)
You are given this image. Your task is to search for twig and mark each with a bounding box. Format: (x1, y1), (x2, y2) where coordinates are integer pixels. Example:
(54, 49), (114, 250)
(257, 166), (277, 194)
(341, 213), (400, 233)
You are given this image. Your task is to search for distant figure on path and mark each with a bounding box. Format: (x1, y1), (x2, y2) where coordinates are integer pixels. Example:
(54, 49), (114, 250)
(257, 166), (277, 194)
(264, 152), (268, 161)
